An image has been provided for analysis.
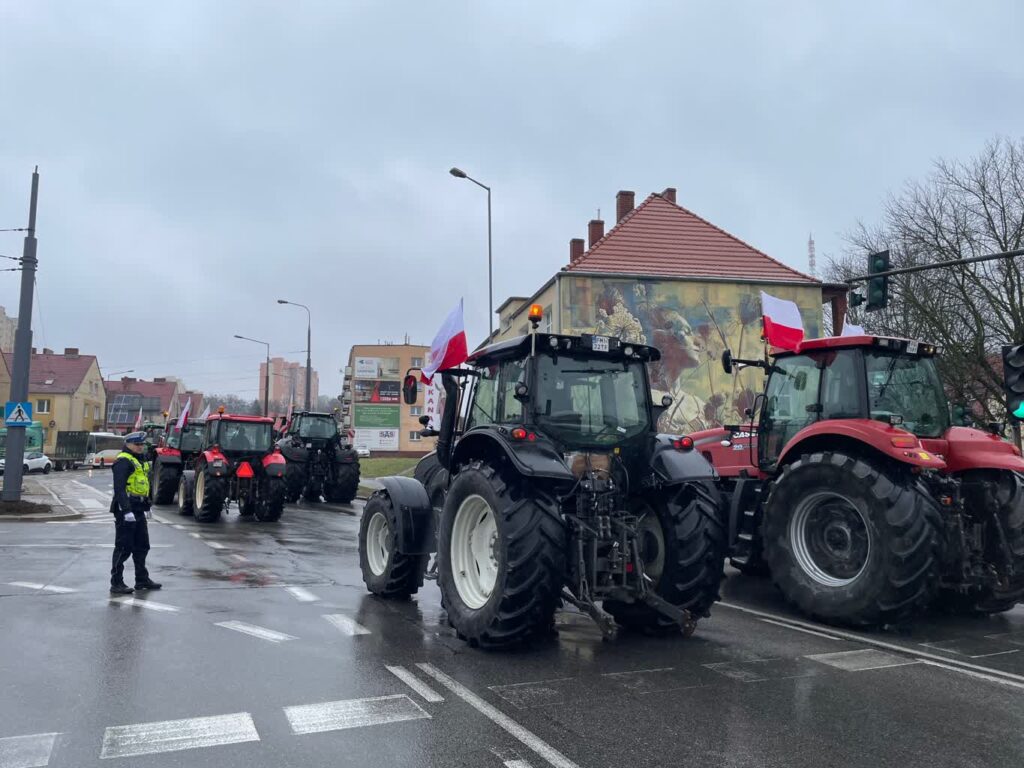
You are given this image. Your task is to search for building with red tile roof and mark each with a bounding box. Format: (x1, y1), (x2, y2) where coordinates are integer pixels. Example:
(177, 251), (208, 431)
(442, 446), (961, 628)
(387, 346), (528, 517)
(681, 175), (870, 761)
(104, 377), (202, 431)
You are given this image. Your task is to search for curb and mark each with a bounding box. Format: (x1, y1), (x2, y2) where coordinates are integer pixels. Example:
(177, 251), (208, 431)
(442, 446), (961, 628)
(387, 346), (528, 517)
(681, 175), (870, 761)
(0, 505), (83, 522)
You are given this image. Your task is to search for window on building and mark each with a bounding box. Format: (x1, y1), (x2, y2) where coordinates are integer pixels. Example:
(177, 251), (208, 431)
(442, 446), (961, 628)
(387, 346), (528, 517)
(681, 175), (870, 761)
(83, 403), (89, 419)
(543, 304), (553, 333)
(410, 406), (423, 416)
(411, 357), (424, 368)
(36, 399), (51, 414)
(94, 405), (101, 420)
(408, 431), (422, 442)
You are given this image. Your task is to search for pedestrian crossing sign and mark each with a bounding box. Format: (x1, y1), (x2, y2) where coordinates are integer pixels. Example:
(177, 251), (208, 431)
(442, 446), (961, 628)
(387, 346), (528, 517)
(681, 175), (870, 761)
(4, 401), (33, 426)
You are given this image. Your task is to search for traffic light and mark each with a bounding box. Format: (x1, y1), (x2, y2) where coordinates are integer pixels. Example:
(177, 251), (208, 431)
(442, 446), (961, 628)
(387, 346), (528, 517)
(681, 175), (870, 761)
(865, 250), (890, 312)
(1003, 344), (1024, 421)
(849, 291), (865, 308)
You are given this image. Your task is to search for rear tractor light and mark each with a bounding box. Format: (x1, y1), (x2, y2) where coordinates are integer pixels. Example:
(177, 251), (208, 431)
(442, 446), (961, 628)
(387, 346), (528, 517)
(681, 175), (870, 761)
(510, 427), (537, 441)
(672, 436), (694, 451)
(890, 435), (918, 448)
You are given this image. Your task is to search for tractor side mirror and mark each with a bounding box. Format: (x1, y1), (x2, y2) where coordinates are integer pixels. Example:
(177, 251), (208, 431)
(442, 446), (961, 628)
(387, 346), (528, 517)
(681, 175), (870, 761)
(402, 374), (418, 405)
(418, 415), (430, 426)
(721, 349), (734, 374)
(514, 382), (530, 402)
(661, 394), (673, 407)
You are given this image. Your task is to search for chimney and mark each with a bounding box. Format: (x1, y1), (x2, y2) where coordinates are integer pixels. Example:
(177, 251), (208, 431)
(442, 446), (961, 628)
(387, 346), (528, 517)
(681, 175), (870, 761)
(588, 219), (604, 249)
(42, 347), (54, 355)
(661, 187), (677, 204)
(153, 377), (166, 383)
(30, 347), (36, 354)
(569, 238), (585, 264)
(121, 376), (136, 387)
(616, 190), (635, 223)
(63, 347), (79, 358)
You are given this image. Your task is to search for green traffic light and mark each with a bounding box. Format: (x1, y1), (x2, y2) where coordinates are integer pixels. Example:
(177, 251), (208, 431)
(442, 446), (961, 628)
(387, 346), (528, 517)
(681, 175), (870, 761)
(1013, 401), (1024, 419)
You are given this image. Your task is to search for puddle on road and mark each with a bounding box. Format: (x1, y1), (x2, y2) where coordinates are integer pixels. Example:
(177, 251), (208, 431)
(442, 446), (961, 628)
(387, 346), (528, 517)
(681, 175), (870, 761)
(191, 567), (277, 587)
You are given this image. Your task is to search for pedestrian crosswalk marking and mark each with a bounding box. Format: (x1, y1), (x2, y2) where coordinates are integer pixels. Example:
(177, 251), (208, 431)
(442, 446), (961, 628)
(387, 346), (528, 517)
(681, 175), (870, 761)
(284, 694), (429, 735)
(805, 649), (920, 672)
(0, 731), (59, 768)
(8, 582), (77, 594)
(323, 613), (371, 636)
(108, 597), (179, 612)
(215, 621), (296, 643)
(284, 586), (319, 602)
(386, 665), (444, 702)
(99, 712), (258, 759)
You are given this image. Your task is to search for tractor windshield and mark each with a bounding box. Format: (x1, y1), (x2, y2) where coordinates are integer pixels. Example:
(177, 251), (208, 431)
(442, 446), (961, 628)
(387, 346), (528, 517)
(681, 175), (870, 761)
(215, 421), (273, 452)
(297, 415), (338, 439)
(865, 352), (949, 437)
(534, 355), (649, 447)
(168, 426), (203, 452)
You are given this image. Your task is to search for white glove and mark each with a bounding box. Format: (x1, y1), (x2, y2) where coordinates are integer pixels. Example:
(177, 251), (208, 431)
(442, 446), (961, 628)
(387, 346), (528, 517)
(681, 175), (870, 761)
(123, 512), (136, 523)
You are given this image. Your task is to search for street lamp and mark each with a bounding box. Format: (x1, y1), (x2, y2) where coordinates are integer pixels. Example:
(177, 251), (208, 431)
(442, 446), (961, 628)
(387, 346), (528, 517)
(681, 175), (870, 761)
(233, 335), (270, 416)
(449, 166), (493, 338)
(277, 299), (312, 410)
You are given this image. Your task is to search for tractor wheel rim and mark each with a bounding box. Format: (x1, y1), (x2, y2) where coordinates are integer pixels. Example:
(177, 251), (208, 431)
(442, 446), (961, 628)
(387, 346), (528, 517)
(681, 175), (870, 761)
(195, 471), (205, 508)
(366, 511), (390, 576)
(451, 494), (498, 610)
(638, 511), (666, 583)
(789, 491), (870, 587)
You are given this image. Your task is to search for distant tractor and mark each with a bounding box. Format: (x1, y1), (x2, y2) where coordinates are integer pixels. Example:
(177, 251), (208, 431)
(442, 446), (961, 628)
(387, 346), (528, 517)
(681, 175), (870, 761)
(276, 411), (360, 504)
(358, 318), (727, 649)
(148, 419), (205, 505)
(178, 412), (287, 522)
(696, 334), (1024, 626)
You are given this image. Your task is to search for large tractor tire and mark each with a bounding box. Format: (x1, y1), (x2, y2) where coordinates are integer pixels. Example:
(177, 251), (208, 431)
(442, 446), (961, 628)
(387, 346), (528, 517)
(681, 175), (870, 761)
(763, 451), (941, 627)
(438, 462), (566, 649)
(359, 491), (429, 598)
(325, 462), (360, 504)
(605, 481), (726, 633)
(193, 464), (226, 523)
(284, 463), (305, 504)
(177, 471), (195, 516)
(937, 470), (1024, 615)
(254, 476), (285, 522)
(415, 452), (449, 513)
(150, 460), (179, 505)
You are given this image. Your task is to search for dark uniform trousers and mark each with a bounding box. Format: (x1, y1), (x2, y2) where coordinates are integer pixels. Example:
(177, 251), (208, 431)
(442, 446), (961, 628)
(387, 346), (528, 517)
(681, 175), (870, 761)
(110, 497), (150, 585)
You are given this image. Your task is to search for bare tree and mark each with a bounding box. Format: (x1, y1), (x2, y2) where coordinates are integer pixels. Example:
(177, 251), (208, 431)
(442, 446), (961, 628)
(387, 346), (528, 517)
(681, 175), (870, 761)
(827, 137), (1024, 422)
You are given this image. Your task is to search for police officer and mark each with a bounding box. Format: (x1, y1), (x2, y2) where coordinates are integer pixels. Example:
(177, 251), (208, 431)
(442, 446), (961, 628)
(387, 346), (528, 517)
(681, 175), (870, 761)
(109, 431), (162, 595)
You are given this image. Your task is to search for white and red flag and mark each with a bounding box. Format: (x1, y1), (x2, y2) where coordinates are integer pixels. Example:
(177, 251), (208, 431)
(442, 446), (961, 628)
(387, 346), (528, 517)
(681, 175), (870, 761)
(841, 320), (866, 337)
(175, 397), (191, 430)
(760, 291), (804, 351)
(198, 405), (211, 421)
(420, 299), (468, 384)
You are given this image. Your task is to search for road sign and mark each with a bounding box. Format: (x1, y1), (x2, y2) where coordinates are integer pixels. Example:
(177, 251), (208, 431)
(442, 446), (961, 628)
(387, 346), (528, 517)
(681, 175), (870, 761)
(4, 401), (33, 426)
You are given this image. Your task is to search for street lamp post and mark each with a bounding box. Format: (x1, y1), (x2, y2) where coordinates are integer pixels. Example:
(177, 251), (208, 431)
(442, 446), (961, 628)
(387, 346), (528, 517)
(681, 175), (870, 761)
(277, 299), (312, 410)
(233, 335), (270, 417)
(449, 167), (493, 339)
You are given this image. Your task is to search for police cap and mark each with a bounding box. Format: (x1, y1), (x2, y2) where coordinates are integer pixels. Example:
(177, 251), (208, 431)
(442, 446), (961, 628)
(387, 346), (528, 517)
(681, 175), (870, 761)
(123, 431), (147, 445)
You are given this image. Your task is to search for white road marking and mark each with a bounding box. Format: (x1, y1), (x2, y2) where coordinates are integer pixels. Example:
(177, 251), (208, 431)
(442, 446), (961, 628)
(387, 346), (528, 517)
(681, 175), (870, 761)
(206, 541), (226, 550)
(919, 639), (1021, 659)
(72, 480), (109, 499)
(284, 586), (319, 602)
(73, 498), (104, 510)
(45, 520), (108, 524)
(386, 665), (444, 702)
(323, 613), (371, 636)
(42, 485), (62, 505)
(190, 532), (203, 539)
(0, 731), (59, 768)
(806, 649), (920, 672)
(418, 664), (581, 768)
(151, 514), (175, 525)
(215, 621), (296, 643)
(173, 524), (187, 530)
(506, 761), (534, 768)
(230, 554), (248, 563)
(760, 617), (841, 640)
(8, 582), (77, 594)
(718, 601), (1024, 687)
(284, 694), (429, 735)
(108, 597), (179, 612)
(99, 712), (259, 759)
(918, 660), (1024, 691)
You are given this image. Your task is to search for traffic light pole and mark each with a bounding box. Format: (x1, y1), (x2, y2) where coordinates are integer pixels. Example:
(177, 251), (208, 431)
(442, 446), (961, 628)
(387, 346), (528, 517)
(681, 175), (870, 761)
(845, 247), (1024, 285)
(2, 168), (40, 504)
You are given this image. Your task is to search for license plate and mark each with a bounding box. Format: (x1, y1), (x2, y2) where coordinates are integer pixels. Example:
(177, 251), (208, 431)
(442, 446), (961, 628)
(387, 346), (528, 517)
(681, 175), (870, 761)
(906, 341), (919, 354)
(592, 335), (609, 352)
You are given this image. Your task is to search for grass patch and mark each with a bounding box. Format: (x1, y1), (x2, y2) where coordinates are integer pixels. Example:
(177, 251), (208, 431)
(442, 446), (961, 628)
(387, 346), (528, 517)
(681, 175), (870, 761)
(359, 457), (420, 479)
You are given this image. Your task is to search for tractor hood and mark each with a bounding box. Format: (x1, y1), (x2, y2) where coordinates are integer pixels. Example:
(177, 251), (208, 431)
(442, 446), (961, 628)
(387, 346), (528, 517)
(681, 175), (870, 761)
(922, 426), (1024, 474)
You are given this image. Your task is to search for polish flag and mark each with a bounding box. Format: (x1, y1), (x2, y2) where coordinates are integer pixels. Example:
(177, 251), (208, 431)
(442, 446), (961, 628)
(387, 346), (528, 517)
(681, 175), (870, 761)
(760, 291), (804, 351)
(841, 320), (866, 337)
(175, 397), (191, 430)
(420, 299), (468, 384)
(133, 407), (143, 430)
(198, 405), (211, 421)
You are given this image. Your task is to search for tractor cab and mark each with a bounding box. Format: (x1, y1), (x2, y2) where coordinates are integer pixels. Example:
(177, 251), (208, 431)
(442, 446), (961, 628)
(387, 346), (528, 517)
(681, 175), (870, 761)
(286, 411), (340, 448)
(755, 335), (946, 468)
(204, 414), (275, 459)
(165, 419), (205, 454)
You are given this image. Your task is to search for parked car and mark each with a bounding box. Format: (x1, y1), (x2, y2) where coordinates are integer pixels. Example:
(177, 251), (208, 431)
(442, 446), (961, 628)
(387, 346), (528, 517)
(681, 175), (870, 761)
(0, 451), (53, 475)
(355, 445), (371, 459)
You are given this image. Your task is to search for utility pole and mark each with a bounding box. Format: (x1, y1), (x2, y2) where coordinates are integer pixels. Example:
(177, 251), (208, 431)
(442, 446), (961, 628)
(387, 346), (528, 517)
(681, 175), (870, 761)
(2, 167), (39, 503)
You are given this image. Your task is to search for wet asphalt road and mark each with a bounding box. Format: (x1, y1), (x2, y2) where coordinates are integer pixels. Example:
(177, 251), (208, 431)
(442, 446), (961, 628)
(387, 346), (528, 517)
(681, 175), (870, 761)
(1, 470), (1023, 768)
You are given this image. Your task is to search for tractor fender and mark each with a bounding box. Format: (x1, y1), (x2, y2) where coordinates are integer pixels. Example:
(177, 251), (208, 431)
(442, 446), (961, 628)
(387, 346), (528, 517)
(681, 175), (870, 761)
(262, 451), (287, 477)
(651, 437), (719, 484)
(334, 445), (358, 464)
(451, 431), (574, 482)
(934, 426), (1024, 473)
(376, 476), (435, 555)
(777, 419), (947, 470)
(201, 448), (228, 476)
(154, 448), (182, 466)
(278, 442), (308, 463)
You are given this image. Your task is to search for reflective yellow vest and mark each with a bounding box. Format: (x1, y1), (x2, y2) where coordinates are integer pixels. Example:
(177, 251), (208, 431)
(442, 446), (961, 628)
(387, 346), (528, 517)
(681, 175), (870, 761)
(117, 451), (151, 497)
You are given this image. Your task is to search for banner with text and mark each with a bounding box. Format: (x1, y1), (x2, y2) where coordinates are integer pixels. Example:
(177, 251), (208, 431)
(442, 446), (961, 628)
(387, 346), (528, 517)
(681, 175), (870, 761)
(353, 403), (400, 429)
(354, 428), (399, 451)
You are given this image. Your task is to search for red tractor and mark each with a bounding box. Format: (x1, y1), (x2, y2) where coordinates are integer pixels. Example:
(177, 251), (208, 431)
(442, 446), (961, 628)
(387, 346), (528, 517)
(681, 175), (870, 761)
(693, 334), (1024, 626)
(178, 412), (287, 523)
(148, 418), (206, 505)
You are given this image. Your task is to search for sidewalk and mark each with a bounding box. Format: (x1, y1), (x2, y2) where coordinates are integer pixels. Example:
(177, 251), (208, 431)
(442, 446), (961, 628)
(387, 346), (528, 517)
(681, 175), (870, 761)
(0, 476), (82, 521)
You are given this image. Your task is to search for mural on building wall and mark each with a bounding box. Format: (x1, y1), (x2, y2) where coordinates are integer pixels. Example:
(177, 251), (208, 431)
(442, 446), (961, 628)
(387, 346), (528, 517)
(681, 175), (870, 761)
(561, 276), (822, 432)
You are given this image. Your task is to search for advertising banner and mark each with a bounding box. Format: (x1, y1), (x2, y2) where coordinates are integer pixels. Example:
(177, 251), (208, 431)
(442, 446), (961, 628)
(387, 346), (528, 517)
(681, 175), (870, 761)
(354, 356), (401, 380)
(353, 380), (400, 404)
(353, 404), (400, 428)
(423, 378), (446, 430)
(354, 428), (400, 451)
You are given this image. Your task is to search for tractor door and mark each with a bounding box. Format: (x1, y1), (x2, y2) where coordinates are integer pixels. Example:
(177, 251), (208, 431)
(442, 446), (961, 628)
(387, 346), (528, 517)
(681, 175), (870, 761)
(758, 354), (822, 469)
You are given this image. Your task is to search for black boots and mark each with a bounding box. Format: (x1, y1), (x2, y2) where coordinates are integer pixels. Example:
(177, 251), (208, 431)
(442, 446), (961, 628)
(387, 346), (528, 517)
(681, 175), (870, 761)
(135, 579), (162, 590)
(110, 583), (134, 595)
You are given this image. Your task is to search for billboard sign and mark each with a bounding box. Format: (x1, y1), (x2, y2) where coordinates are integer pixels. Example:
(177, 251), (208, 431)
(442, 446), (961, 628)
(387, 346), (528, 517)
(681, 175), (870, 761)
(353, 404), (400, 428)
(353, 356), (401, 380)
(353, 380), (400, 404)
(354, 428), (399, 451)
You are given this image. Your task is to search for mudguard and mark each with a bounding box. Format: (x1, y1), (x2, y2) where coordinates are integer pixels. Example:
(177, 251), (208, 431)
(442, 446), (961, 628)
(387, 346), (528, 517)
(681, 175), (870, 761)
(651, 437), (719, 484)
(377, 476), (435, 555)
(452, 431), (574, 482)
(262, 451), (287, 477)
(154, 449), (182, 466)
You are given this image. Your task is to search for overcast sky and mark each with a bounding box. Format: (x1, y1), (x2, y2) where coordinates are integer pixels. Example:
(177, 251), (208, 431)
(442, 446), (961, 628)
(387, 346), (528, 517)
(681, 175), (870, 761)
(1, 1), (1021, 399)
